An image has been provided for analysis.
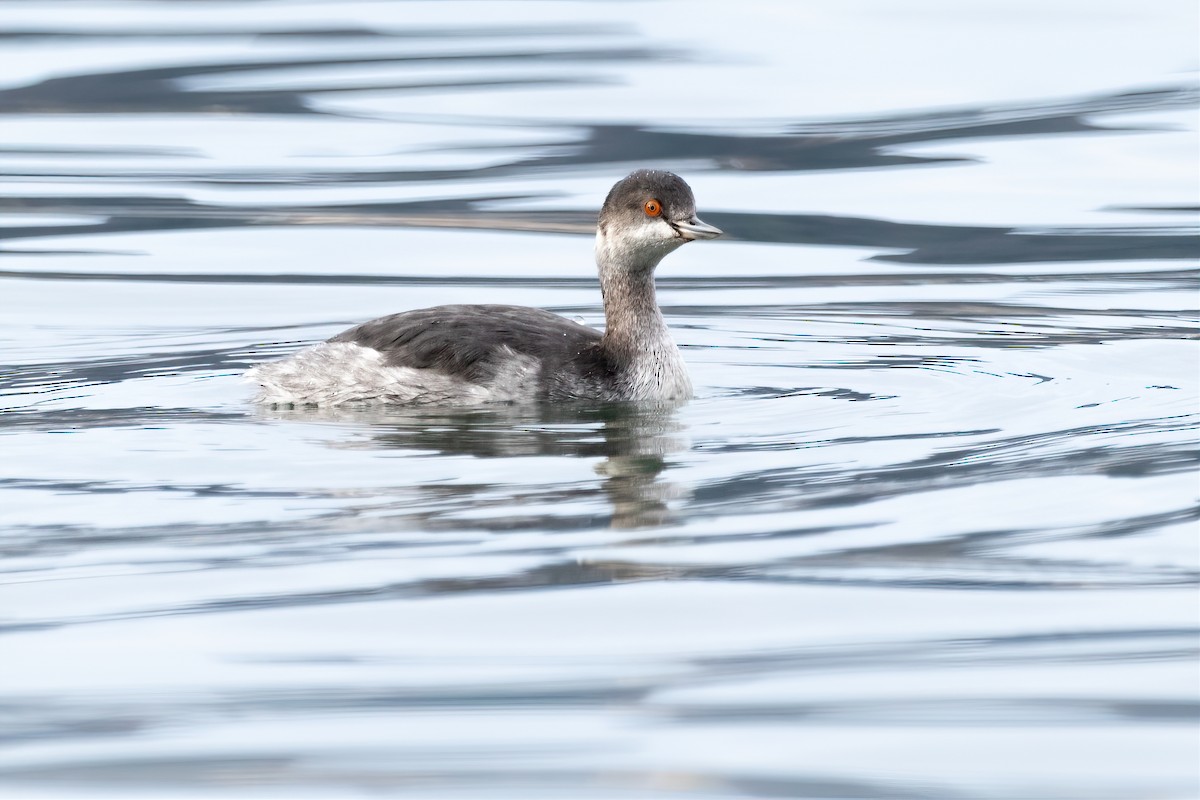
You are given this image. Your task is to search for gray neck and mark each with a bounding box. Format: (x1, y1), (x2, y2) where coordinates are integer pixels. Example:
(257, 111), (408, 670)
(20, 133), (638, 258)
(595, 230), (673, 358)
(594, 229), (692, 401)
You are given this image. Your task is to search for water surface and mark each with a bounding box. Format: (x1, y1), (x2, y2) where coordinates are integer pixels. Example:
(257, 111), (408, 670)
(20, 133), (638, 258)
(1, 1), (1198, 798)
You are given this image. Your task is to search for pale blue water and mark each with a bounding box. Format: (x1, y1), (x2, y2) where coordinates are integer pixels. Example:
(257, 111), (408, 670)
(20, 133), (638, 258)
(1, 1), (1198, 798)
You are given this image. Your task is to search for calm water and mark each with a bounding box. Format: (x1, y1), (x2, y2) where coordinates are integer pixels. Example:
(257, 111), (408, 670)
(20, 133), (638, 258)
(2, 1), (1199, 798)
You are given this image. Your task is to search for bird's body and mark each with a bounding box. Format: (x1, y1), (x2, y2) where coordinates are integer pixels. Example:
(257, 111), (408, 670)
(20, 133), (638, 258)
(247, 170), (721, 406)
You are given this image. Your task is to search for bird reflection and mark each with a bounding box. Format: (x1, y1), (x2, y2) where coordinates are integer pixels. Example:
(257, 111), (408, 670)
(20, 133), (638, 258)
(259, 402), (687, 528)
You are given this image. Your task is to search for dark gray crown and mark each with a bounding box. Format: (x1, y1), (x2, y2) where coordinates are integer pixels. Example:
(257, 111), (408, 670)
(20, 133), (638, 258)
(600, 169), (697, 222)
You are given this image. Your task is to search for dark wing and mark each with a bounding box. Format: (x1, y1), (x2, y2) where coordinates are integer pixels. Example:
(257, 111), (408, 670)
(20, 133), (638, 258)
(329, 304), (602, 383)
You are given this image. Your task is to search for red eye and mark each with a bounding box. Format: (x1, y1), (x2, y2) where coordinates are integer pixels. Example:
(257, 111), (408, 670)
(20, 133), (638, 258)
(644, 199), (662, 217)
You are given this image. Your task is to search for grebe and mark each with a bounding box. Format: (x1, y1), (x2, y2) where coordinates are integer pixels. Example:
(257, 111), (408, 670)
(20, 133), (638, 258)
(247, 170), (722, 406)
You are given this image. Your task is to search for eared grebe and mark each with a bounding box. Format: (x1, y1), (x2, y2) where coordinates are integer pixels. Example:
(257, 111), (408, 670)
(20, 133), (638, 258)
(247, 170), (722, 406)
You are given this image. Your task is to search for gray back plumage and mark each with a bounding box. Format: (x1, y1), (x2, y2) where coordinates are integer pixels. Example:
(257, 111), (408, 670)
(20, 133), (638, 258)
(330, 304), (602, 386)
